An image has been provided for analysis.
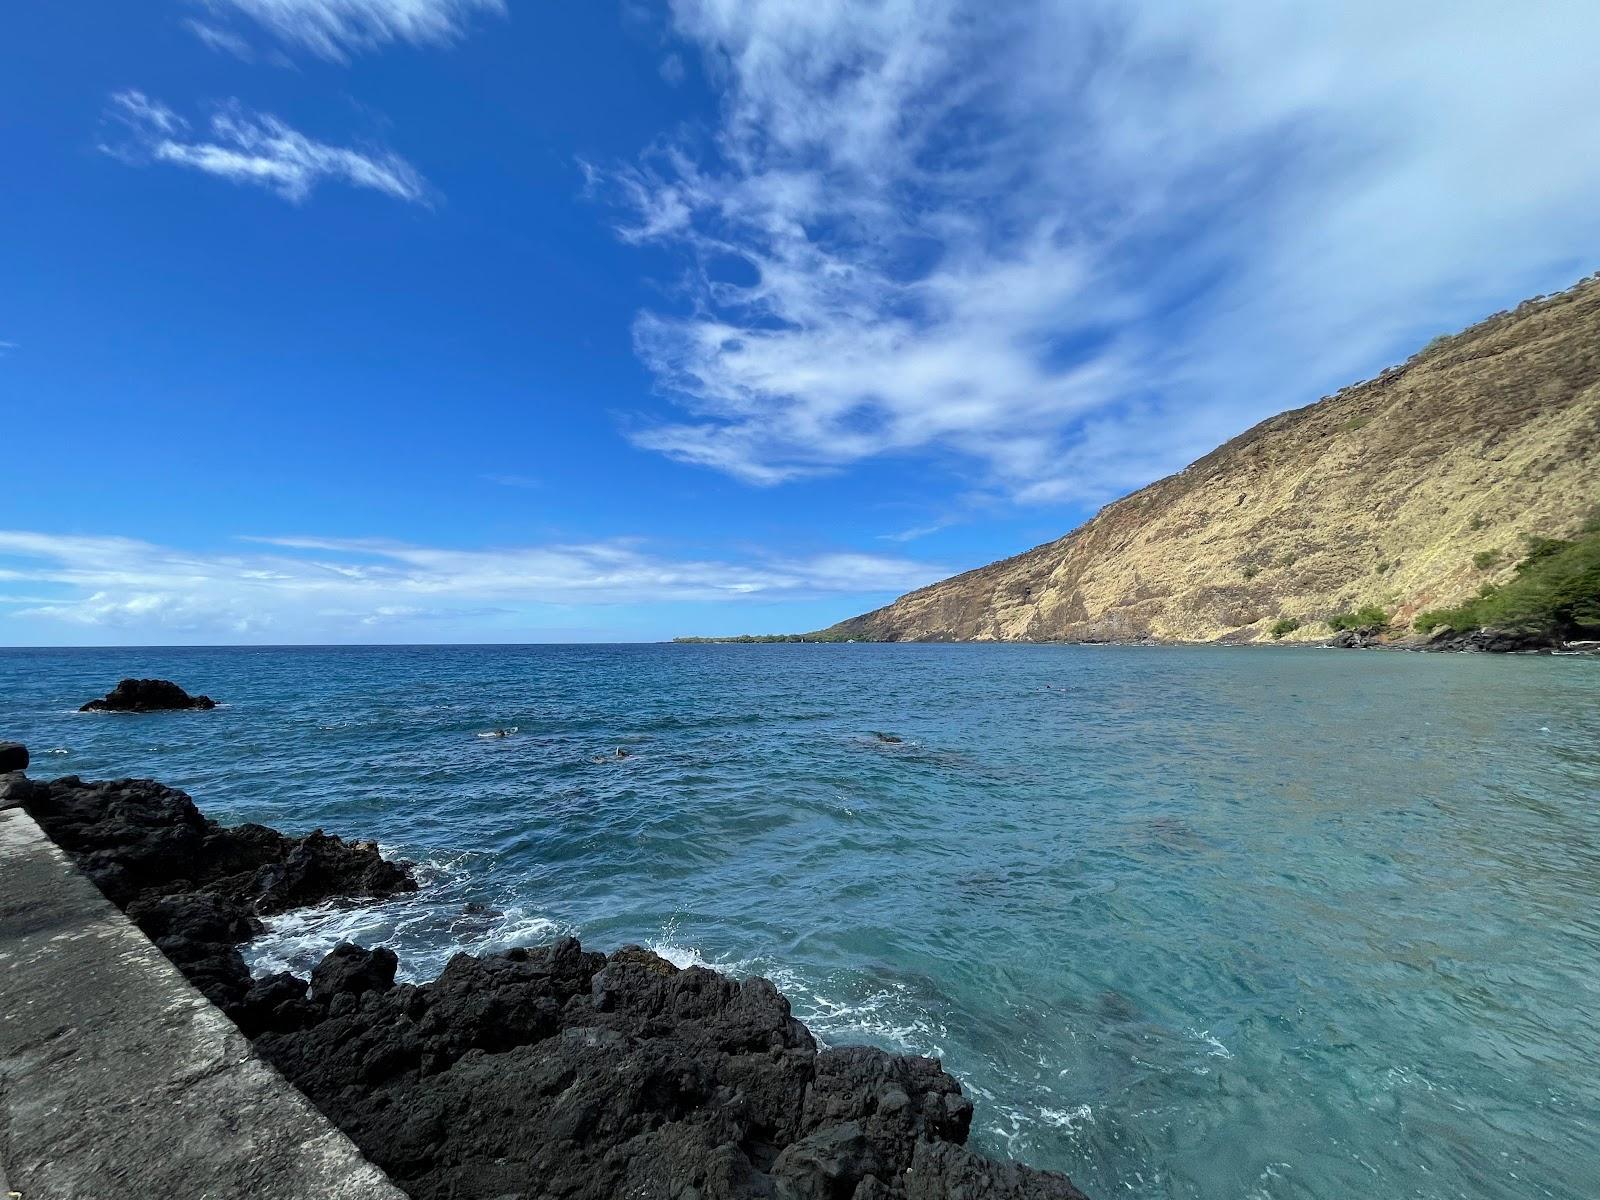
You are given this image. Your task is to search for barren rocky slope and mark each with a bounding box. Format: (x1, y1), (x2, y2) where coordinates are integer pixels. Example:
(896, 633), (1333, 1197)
(824, 274), (1600, 644)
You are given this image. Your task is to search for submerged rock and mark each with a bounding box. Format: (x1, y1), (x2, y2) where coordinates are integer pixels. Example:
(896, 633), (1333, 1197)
(22, 773), (1091, 1200)
(907, 1142), (1093, 1199)
(80, 677), (218, 712)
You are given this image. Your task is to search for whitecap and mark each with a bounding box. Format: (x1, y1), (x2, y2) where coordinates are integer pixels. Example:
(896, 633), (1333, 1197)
(646, 937), (722, 971)
(1037, 1104), (1094, 1132)
(644, 916), (735, 972)
(243, 846), (566, 983)
(1188, 1027), (1235, 1059)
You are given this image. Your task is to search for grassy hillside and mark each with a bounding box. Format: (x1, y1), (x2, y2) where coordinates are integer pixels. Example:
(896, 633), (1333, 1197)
(820, 273), (1600, 644)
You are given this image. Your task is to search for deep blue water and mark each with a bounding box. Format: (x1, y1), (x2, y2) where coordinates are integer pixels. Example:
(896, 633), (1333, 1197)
(3, 643), (1598, 1200)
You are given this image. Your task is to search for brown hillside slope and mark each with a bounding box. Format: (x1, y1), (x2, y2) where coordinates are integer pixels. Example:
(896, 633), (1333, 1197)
(824, 274), (1600, 644)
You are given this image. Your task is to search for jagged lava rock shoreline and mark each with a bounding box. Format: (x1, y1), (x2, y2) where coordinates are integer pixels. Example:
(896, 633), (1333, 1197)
(3, 762), (1090, 1200)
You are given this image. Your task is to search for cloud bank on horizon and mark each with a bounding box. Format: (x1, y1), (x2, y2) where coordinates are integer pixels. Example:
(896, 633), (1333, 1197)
(605, 0), (1600, 503)
(0, 531), (944, 643)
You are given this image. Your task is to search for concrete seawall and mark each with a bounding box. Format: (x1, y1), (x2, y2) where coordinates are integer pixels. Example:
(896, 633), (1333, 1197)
(0, 803), (405, 1200)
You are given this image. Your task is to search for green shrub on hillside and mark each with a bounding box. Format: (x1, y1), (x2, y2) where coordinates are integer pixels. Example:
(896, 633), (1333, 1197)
(1327, 604), (1390, 631)
(1269, 617), (1301, 640)
(1242, 564), (1260, 580)
(1472, 549), (1502, 570)
(1522, 536), (1572, 567)
(1416, 525), (1600, 636)
(1375, 560), (1391, 574)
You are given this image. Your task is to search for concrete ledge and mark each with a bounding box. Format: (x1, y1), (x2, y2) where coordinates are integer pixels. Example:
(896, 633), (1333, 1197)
(0, 806), (405, 1200)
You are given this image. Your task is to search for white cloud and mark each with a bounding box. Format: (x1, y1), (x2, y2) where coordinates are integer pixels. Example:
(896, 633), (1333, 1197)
(601, 0), (1600, 504)
(878, 520), (955, 545)
(109, 90), (185, 137)
(0, 530), (944, 640)
(183, 18), (256, 60)
(105, 90), (429, 204)
(195, 0), (505, 60)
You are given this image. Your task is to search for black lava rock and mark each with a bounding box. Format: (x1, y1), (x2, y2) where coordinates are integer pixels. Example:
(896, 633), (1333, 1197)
(1327, 628), (1381, 648)
(1421, 626), (1558, 653)
(252, 939), (1089, 1200)
(80, 678), (218, 712)
(0, 741), (27, 772)
(25, 775), (1091, 1200)
(311, 942), (399, 1002)
(22, 774), (415, 1018)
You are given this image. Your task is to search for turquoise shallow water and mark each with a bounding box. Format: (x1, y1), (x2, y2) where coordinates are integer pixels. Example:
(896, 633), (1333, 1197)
(3, 643), (1598, 1199)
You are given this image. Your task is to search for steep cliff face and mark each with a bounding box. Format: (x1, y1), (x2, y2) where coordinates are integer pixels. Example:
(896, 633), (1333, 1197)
(825, 275), (1600, 644)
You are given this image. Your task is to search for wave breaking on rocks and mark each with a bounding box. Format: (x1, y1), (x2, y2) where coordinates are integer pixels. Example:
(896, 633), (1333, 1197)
(3, 762), (1091, 1200)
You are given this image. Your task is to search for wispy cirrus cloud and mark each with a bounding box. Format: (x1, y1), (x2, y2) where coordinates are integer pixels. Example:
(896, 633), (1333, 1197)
(103, 90), (429, 205)
(190, 0), (505, 61)
(878, 520), (957, 545)
(0, 530), (943, 641)
(182, 19), (258, 62)
(598, 1), (1600, 505)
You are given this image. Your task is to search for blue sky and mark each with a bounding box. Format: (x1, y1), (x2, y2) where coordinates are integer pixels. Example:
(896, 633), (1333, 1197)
(3, 1), (1598, 645)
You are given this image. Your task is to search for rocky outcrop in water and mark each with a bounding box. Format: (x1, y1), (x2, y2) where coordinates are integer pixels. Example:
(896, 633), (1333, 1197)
(0, 741), (26, 772)
(80, 677), (217, 712)
(11, 760), (1091, 1200)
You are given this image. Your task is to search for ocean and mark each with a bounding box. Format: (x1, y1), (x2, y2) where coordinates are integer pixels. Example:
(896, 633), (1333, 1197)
(3, 643), (1597, 1200)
